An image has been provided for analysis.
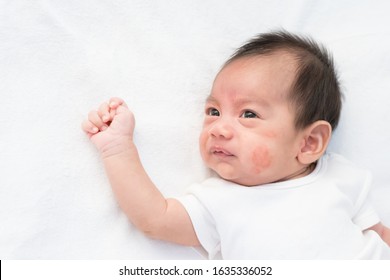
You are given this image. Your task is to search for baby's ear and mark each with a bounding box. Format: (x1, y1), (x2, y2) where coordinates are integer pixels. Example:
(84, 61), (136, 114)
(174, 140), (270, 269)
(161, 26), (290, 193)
(297, 121), (332, 165)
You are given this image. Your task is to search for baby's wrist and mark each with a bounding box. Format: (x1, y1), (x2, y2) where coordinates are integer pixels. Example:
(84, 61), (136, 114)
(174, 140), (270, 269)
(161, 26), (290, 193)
(99, 137), (136, 159)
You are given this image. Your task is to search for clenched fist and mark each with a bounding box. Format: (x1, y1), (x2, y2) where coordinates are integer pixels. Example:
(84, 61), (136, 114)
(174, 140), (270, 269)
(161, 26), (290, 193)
(81, 97), (135, 155)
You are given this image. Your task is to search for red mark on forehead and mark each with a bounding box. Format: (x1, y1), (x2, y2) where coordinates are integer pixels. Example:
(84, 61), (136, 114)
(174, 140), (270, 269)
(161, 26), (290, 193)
(252, 146), (271, 174)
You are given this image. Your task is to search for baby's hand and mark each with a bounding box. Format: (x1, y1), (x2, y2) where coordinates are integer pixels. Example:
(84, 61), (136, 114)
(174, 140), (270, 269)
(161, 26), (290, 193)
(81, 97), (135, 154)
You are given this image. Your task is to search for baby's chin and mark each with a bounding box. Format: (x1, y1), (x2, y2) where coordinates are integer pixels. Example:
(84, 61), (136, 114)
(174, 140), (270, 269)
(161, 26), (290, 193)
(204, 159), (269, 186)
(211, 169), (249, 186)
(212, 169), (272, 187)
(209, 164), (237, 181)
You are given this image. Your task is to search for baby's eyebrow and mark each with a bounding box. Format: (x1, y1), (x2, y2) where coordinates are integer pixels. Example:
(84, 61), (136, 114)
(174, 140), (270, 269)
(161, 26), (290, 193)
(205, 95), (218, 104)
(205, 94), (271, 108)
(235, 97), (270, 108)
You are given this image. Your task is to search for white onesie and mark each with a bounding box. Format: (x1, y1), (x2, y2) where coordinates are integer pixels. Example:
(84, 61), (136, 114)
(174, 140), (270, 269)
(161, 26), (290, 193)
(178, 153), (390, 259)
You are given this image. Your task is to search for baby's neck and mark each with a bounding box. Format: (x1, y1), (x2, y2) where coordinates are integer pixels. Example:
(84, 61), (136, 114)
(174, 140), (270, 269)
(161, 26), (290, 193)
(275, 162), (316, 183)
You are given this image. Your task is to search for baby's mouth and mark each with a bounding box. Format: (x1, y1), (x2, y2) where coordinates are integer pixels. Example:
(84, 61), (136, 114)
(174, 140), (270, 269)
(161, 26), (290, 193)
(211, 147), (234, 157)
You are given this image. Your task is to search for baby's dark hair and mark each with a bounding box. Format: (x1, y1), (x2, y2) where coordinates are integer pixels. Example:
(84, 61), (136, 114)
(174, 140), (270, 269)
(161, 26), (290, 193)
(225, 30), (342, 130)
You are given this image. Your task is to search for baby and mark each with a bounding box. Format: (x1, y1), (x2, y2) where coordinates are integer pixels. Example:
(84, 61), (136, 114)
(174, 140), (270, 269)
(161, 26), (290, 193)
(82, 31), (390, 259)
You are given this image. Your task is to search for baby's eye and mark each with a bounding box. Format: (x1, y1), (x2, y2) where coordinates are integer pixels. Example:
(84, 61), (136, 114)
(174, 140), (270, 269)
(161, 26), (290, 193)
(207, 108), (220, 116)
(240, 110), (258, 118)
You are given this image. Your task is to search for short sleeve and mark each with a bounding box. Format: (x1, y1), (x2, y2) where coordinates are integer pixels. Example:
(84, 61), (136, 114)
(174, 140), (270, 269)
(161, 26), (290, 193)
(353, 198), (380, 230)
(352, 171), (380, 230)
(177, 186), (221, 259)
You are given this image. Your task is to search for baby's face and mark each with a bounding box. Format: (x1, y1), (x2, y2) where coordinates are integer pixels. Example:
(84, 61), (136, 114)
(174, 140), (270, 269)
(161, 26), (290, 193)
(199, 55), (306, 186)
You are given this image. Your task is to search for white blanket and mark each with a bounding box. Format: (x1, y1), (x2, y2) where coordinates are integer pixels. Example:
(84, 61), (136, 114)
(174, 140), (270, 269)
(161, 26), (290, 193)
(1, 0), (389, 259)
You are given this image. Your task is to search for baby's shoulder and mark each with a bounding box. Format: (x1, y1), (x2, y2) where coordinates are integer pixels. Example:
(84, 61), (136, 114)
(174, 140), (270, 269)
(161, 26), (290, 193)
(321, 152), (372, 202)
(323, 152), (371, 178)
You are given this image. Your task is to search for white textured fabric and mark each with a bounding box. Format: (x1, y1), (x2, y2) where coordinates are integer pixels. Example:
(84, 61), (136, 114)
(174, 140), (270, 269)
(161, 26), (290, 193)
(178, 153), (390, 259)
(1, 0), (390, 259)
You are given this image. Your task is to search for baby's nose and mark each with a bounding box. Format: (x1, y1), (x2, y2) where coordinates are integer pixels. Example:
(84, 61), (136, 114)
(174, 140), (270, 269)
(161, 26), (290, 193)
(209, 119), (234, 139)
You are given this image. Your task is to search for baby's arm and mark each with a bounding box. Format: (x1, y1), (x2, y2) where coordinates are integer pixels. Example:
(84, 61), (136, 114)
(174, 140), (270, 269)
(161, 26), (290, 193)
(82, 98), (199, 246)
(366, 223), (390, 246)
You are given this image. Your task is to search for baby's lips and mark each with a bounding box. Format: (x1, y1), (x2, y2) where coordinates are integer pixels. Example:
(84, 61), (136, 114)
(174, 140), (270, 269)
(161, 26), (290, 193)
(211, 146), (234, 156)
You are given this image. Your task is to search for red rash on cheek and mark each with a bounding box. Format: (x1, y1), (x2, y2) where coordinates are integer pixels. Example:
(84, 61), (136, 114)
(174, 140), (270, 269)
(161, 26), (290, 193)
(251, 146), (272, 173)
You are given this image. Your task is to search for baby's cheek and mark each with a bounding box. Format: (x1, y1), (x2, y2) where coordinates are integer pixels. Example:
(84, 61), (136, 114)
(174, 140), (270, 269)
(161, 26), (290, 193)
(251, 146), (272, 174)
(198, 134), (208, 161)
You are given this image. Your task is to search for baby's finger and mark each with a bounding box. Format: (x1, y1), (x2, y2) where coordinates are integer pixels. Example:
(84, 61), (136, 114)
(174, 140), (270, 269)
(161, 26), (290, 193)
(109, 97), (127, 109)
(88, 110), (107, 130)
(109, 107), (116, 121)
(81, 119), (99, 134)
(98, 102), (111, 123)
